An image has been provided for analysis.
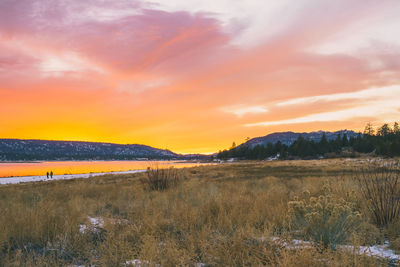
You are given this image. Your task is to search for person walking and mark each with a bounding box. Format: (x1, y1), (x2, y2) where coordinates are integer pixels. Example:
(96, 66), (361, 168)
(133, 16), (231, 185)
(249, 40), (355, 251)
(50, 171), (53, 178)
(46, 171), (49, 179)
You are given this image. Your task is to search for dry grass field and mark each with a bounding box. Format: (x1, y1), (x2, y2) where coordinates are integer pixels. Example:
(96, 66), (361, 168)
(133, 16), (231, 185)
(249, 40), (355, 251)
(0, 159), (399, 266)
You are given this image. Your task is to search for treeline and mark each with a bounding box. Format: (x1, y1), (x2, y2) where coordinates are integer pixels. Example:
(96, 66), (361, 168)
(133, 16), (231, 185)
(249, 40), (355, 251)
(0, 153), (179, 161)
(217, 122), (400, 160)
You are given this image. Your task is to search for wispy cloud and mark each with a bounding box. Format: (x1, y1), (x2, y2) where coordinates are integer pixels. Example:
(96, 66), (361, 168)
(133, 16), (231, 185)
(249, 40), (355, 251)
(222, 105), (268, 117)
(246, 86), (400, 127)
(276, 85), (400, 106)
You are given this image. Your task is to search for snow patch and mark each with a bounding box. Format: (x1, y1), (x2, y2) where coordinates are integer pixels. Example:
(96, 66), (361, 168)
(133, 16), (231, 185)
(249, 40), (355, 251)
(125, 259), (155, 266)
(79, 217), (104, 234)
(270, 237), (400, 261)
(340, 244), (400, 261)
(79, 216), (130, 234)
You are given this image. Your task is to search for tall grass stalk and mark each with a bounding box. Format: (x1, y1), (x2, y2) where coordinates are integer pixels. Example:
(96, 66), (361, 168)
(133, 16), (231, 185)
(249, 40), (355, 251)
(357, 162), (400, 227)
(140, 166), (182, 191)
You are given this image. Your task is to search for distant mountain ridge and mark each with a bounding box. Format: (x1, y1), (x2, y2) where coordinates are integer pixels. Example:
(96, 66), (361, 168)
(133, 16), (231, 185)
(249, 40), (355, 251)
(0, 139), (181, 161)
(240, 130), (360, 148)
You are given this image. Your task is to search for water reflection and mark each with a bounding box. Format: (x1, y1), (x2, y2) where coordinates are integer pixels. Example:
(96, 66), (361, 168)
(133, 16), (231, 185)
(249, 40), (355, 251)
(0, 160), (209, 178)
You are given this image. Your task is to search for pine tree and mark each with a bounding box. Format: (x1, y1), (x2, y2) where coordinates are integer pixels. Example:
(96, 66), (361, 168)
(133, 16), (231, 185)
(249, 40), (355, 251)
(342, 133), (349, 147)
(377, 123), (391, 138)
(230, 142), (237, 150)
(319, 133), (329, 155)
(364, 122), (375, 136)
(393, 122), (400, 136)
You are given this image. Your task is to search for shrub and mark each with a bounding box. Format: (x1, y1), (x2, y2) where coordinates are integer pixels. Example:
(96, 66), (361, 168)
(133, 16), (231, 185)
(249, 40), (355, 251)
(387, 220), (400, 240)
(288, 187), (362, 249)
(387, 220), (400, 252)
(356, 162), (400, 227)
(140, 166), (182, 191)
(390, 237), (400, 253)
(356, 222), (383, 246)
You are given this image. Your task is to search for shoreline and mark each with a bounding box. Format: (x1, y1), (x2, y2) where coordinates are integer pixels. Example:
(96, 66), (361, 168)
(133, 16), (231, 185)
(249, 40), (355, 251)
(0, 159), (194, 163)
(0, 169), (147, 185)
(0, 161), (43, 164)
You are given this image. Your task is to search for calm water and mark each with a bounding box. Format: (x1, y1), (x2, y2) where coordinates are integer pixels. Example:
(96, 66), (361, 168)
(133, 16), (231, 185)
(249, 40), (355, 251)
(0, 160), (210, 178)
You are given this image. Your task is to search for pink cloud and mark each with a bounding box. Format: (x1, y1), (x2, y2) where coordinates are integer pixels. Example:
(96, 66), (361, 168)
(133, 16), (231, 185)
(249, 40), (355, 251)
(0, 1), (230, 78)
(69, 10), (229, 74)
(0, 46), (38, 71)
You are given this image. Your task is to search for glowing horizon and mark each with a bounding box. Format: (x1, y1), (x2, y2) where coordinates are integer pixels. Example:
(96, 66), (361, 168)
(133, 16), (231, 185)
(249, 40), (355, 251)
(1, 0), (400, 154)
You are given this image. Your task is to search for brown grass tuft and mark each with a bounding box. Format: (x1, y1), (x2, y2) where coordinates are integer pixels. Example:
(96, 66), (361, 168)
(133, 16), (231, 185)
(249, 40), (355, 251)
(140, 166), (183, 191)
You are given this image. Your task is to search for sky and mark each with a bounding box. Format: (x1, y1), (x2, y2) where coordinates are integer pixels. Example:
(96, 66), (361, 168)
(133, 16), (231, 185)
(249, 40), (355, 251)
(1, 0), (400, 154)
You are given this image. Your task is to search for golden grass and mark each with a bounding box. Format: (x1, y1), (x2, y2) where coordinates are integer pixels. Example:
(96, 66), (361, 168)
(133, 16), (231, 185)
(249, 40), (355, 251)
(0, 159), (397, 266)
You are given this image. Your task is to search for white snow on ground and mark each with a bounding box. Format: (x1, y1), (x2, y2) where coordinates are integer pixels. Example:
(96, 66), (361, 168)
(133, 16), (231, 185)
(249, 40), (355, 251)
(270, 237), (313, 249)
(271, 237), (400, 261)
(88, 217), (104, 228)
(125, 259), (152, 266)
(79, 216), (130, 234)
(78, 225), (86, 234)
(340, 243), (400, 261)
(124, 260), (206, 267)
(79, 217), (105, 234)
(0, 170), (146, 185)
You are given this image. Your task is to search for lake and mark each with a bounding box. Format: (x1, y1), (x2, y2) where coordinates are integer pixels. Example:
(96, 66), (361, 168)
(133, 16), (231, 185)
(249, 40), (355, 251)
(0, 160), (210, 178)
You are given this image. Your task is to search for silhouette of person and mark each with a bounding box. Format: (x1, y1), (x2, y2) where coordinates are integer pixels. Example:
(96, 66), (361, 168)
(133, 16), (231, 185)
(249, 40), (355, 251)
(46, 172), (49, 179)
(50, 171), (53, 178)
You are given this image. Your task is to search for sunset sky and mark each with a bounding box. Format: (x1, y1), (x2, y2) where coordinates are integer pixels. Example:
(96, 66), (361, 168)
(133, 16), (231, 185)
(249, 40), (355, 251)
(1, 0), (400, 154)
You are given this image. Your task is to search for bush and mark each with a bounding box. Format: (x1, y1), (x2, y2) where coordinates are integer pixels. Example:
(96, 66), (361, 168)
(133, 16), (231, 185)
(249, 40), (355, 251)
(387, 220), (400, 240)
(140, 166), (182, 191)
(288, 187), (362, 249)
(387, 220), (400, 252)
(390, 237), (400, 253)
(356, 162), (400, 227)
(356, 222), (383, 246)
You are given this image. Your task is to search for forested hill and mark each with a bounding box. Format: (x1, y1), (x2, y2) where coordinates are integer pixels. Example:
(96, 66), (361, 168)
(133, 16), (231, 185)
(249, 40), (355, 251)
(218, 123), (400, 159)
(240, 130), (358, 148)
(0, 139), (182, 161)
